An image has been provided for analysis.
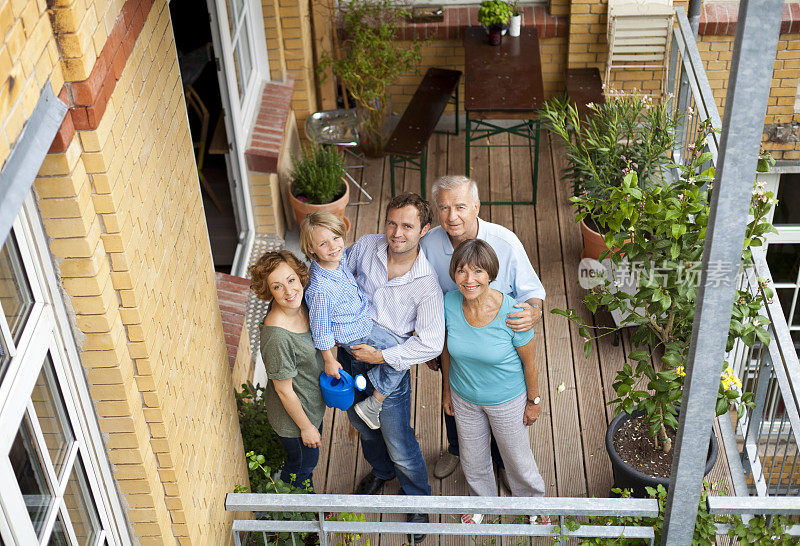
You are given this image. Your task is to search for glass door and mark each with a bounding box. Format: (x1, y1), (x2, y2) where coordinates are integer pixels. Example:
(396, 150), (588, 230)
(205, 0), (269, 274)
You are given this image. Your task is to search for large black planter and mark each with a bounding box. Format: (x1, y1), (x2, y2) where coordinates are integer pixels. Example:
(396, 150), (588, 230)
(605, 407), (718, 497)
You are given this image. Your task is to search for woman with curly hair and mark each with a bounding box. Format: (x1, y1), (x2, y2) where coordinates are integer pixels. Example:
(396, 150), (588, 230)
(249, 250), (326, 490)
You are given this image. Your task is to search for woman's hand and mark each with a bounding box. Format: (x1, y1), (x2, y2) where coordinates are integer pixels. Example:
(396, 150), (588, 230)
(301, 426), (322, 448)
(442, 388), (454, 416)
(523, 400), (541, 425)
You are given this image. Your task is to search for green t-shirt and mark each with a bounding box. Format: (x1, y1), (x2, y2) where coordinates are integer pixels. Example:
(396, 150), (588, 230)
(260, 324), (326, 438)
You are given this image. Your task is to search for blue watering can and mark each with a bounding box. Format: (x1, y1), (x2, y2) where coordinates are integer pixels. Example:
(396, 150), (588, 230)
(319, 370), (367, 410)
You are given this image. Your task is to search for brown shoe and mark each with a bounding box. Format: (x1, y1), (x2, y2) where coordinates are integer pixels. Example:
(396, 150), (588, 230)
(433, 452), (460, 479)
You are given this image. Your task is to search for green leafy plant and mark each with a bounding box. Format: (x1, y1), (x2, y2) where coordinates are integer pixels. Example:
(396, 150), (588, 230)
(236, 382), (286, 492)
(541, 94), (676, 219)
(509, 0), (520, 16)
(290, 145), (347, 205)
(550, 482), (792, 545)
(553, 119), (777, 454)
(318, 0), (428, 156)
(235, 451), (369, 546)
(477, 0), (513, 27)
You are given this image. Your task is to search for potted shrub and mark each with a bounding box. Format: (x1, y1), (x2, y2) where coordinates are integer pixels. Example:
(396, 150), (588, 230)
(478, 0), (513, 45)
(541, 94), (676, 260)
(287, 145), (350, 229)
(554, 119), (777, 496)
(319, 0), (427, 157)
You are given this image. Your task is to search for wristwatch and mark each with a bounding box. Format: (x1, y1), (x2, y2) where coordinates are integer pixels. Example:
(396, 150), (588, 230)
(527, 396), (541, 405)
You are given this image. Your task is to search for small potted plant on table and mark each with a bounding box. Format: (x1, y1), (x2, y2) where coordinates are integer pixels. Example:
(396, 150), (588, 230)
(478, 0), (513, 45)
(508, 0), (522, 37)
(288, 145), (350, 230)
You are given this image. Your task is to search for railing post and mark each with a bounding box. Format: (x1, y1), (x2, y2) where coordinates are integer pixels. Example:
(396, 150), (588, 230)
(661, 0), (784, 544)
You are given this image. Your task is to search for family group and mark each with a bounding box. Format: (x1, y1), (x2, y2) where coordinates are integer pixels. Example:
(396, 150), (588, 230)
(248, 175), (548, 542)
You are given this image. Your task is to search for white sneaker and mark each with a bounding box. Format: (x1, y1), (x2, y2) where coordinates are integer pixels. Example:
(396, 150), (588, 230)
(354, 397), (382, 430)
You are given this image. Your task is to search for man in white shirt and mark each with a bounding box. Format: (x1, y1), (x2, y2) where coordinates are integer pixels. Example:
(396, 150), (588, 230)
(342, 193), (445, 543)
(420, 175), (546, 481)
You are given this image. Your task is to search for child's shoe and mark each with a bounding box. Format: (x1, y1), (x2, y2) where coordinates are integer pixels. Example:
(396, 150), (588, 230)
(354, 397), (383, 430)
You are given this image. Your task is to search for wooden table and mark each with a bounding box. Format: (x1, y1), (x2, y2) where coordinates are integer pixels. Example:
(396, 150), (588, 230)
(464, 27), (545, 204)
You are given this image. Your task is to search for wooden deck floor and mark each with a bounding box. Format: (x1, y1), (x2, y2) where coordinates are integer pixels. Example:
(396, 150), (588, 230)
(309, 130), (732, 541)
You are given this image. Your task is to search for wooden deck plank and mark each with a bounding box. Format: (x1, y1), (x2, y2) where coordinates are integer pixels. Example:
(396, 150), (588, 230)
(535, 132), (587, 498)
(550, 134), (614, 498)
(509, 131), (555, 546)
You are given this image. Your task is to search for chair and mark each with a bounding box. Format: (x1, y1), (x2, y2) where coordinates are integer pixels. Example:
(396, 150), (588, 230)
(605, 0), (674, 99)
(185, 85), (225, 212)
(305, 109), (372, 205)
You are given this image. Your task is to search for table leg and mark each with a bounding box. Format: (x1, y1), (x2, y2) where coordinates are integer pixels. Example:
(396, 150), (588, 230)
(532, 119), (540, 205)
(465, 111), (471, 176)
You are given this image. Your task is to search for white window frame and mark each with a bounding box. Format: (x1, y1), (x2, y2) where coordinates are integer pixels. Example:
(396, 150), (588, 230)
(0, 195), (131, 545)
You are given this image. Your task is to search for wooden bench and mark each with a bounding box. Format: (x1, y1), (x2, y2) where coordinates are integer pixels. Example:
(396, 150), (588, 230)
(565, 67), (605, 121)
(385, 67), (462, 200)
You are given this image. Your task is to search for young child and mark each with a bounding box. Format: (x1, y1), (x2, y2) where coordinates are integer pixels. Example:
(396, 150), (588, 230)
(300, 211), (403, 430)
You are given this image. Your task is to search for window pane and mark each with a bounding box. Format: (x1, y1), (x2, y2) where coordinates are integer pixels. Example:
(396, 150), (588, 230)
(776, 288), (794, 324)
(63, 457), (101, 546)
(48, 515), (70, 546)
(767, 243), (800, 284)
(10, 416), (53, 537)
(773, 173), (800, 225)
(0, 231), (34, 339)
(32, 355), (75, 479)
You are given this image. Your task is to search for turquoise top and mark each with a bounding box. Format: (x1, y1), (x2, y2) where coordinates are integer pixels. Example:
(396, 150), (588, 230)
(444, 290), (535, 406)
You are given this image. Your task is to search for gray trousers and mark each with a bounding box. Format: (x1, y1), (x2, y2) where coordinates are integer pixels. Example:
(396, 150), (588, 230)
(451, 390), (546, 498)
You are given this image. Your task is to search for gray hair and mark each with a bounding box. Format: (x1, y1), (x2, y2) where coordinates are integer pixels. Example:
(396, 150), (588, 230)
(431, 175), (480, 207)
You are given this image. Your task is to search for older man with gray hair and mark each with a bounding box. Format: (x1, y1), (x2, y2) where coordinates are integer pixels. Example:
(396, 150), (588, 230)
(420, 174), (546, 481)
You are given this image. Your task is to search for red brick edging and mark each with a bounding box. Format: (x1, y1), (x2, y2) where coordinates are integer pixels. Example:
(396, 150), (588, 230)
(244, 77), (295, 174)
(50, 0), (156, 152)
(397, 5), (566, 40)
(699, 1), (800, 35)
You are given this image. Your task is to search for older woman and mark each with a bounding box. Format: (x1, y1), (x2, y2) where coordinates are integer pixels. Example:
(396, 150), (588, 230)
(249, 250), (326, 490)
(441, 239), (546, 524)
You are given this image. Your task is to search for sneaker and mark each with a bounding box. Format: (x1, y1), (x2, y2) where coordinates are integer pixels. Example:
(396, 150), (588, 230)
(433, 452), (460, 479)
(354, 397), (382, 430)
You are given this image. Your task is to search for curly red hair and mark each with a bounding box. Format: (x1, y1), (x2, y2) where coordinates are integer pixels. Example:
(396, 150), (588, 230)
(248, 250), (310, 301)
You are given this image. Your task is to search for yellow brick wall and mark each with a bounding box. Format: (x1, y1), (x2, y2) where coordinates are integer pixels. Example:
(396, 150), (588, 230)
(697, 32), (800, 160)
(0, 0), (64, 166)
(28, 0), (249, 544)
(231, 322), (254, 392)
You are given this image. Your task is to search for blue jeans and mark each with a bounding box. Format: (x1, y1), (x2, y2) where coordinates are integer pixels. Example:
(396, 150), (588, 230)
(340, 348), (431, 497)
(277, 426), (322, 492)
(341, 323), (403, 397)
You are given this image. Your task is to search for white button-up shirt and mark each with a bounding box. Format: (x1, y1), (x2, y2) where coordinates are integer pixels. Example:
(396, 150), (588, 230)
(346, 234), (445, 371)
(420, 218), (546, 301)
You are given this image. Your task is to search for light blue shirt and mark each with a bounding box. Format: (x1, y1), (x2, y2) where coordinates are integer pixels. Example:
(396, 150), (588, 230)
(444, 291), (534, 406)
(305, 253), (373, 351)
(420, 219), (546, 302)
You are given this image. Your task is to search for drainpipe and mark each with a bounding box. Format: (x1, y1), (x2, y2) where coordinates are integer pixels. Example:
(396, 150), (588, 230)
(660, 0), (784, 544)
(688, 0), (703, 37)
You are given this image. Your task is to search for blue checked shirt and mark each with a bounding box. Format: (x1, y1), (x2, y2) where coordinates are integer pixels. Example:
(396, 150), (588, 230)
(305, 253), (373, 351)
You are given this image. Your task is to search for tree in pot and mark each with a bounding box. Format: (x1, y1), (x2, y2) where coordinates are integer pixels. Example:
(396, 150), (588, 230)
(553, 119), (777, 495)
(288, 145), (350, 229)
(477, 0), (513, 45)
(319, 0), (427, 157)
(541, 94), (676, 260)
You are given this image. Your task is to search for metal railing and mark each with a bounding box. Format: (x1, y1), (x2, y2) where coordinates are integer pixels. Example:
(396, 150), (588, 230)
(226, 494), (660, 545)
(669, 1), (800, 526)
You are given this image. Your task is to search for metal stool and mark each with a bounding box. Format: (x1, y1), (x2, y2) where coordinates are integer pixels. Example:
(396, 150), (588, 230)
(305, 109), (372, 205)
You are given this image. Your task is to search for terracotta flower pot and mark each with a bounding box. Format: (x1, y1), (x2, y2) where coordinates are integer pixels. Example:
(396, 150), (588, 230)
(580, 219), (608, 261)
(288, 179), (351, 232)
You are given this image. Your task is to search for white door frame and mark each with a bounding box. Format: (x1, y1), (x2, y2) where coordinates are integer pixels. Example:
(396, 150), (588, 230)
(205, 0), (271, 275)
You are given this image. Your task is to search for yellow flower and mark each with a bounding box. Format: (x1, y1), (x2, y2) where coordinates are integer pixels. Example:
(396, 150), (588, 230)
(720, 366), (742, 391)
(675, 366), (685, 377)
